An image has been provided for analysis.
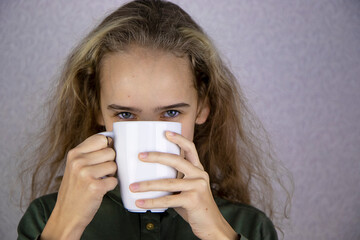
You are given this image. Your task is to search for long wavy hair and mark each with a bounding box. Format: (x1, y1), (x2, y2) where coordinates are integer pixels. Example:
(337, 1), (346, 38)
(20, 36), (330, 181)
(20, 0), (292, 234)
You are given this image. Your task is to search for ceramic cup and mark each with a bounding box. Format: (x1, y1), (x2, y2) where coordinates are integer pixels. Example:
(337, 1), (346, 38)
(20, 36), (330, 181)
(99, 121), (181, 212)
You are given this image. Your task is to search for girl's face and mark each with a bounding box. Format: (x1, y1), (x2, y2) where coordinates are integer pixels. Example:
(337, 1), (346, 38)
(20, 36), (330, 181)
(98, 46), (210, 141)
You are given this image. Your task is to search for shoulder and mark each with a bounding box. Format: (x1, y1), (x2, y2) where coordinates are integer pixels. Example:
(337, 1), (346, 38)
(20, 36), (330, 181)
(215, 196), (269, 220)
(23, 192), (58, 219)
(29, 192), (58, 219)
(35, 192), (57, 209)
(17, 193), (58, 239)
(215, 197), (278, 240)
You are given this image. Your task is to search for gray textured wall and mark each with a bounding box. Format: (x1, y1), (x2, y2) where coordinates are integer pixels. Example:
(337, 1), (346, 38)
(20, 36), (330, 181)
(1, 0), (359, 239)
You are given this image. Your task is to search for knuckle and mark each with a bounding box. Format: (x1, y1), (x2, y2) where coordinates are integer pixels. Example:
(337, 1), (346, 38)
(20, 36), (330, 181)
(67, 148), (79, 161)
(201, 171), (210, 182)
(107, 148), (116, 158)
(189, 142), (196, 150)
(148, 198), (155, 207)
(68, 158), (84, 172)
(78, 167), (90, 179)
(196, 178), (209, 191)
(184, 142), (195, 152)
(150, 152), (160, 158)
(88, 181), (101, 193)
(162, 195), (172, 206)
(166, 178), (176, 185)
(94, 134), (107, 145)
(110, 177), (118, 187)
(110, 161), (117, 171)
(143, 181), (152, 188)
(103, 177), (118, 191)
(102, 136), (108, 145)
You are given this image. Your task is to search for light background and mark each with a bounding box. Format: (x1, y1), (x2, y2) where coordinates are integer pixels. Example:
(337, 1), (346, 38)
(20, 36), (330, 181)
(1, 0), (359, 239)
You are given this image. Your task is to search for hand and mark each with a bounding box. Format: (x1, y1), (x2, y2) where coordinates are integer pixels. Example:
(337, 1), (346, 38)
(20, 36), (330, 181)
(41, 134), (118, 240)
(129, 131), (238, 240)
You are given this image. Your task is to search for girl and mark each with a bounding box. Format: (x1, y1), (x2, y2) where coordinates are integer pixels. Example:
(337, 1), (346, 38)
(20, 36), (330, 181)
(18, 0), (292, 239)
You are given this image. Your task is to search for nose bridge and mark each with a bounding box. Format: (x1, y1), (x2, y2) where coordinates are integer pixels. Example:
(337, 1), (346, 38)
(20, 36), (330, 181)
(140, 116), (158, 121)
(137, 110), (159, 121)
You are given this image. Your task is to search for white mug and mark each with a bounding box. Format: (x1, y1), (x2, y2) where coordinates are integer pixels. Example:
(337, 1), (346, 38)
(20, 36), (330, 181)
(99, 121), (181, 212)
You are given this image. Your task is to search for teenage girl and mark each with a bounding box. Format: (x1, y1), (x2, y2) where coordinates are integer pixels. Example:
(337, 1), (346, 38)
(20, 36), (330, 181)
(18, 1), (291, 239)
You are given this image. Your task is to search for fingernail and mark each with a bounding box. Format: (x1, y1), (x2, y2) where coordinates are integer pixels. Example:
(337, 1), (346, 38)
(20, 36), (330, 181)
(166, 131), (176, 137)
(130, 183), (139, 192)
(136, 200), (145, 206)
(139, 152), (148, 159)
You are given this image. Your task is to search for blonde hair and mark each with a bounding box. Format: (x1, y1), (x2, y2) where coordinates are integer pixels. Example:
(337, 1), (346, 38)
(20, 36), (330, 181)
(21, 0), (292, 234)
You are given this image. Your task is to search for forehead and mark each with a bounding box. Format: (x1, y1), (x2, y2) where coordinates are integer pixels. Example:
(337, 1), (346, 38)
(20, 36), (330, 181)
(99, 47), (197, 106)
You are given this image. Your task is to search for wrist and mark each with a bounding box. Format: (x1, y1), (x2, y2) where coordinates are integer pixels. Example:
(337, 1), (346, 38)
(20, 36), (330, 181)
(215, 229), (238, 240)
(213, 216), (238, 240)
(40, 205), (86, 240)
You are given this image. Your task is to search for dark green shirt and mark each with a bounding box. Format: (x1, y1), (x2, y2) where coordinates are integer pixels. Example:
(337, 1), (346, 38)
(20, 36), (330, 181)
(18, 186), (277, 240)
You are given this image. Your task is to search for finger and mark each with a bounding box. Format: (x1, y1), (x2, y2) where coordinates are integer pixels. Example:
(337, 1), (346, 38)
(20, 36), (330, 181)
(130, 178), (203, 193)
(105, 136), (114, 148)
(82, 161), (117, 179)
(81, 147), (116, 166)
(76, 134), (109, 154)
(165, 131), (204, 170)
(135, 193), (189, 209)
(98, 176), (118, 193)
(139, 152), (203, 177)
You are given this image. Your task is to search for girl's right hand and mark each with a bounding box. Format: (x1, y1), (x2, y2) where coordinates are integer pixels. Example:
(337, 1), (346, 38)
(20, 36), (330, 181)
(41, 134), (118, 240)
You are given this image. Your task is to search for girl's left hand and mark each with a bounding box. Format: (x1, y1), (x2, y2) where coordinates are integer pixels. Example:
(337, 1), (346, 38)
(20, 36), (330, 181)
(129, 131), (238, 240)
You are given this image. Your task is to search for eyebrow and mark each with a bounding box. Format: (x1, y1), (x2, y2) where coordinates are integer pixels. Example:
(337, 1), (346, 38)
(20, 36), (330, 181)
(107, 103), (190, 112)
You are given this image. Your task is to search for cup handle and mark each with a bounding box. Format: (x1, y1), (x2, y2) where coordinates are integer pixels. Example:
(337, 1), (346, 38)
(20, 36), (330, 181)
(98, 131), (116, 180)
(98, 131), (115, 139)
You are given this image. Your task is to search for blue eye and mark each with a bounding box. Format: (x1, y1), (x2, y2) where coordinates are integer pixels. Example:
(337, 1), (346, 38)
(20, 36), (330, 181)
(164, 110), (180, 118)
(118, 112), (134, 119)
